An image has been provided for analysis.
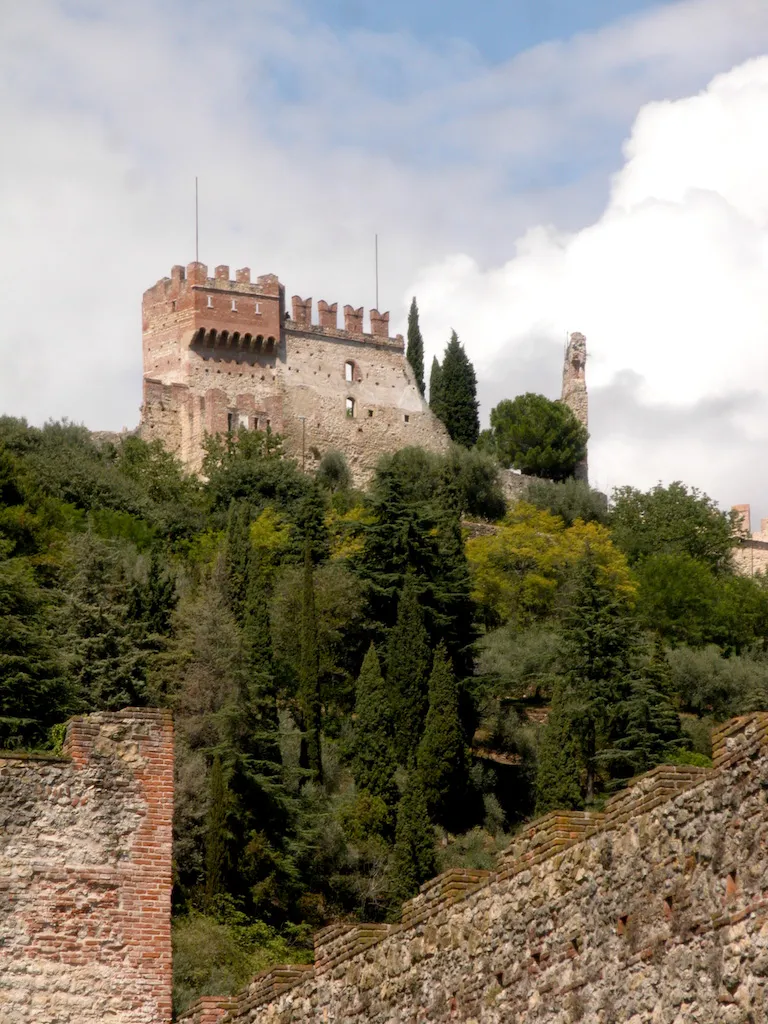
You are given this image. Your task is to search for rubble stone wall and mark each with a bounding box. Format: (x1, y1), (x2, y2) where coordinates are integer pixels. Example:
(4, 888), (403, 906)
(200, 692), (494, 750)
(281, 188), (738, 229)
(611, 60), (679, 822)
(182, 713), (768, 1024)
(0, 709), (174, 1024)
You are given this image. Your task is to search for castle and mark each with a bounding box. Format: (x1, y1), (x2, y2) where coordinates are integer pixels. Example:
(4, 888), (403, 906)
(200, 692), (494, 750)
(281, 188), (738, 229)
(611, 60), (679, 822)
(139, 262), (450, 482)
(139, 260), (590, 485)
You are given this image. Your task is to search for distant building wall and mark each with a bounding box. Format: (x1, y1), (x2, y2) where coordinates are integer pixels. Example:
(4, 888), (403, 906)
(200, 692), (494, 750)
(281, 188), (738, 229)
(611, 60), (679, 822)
(730, 503), (768, 575)
(0, 709), (174, 1024)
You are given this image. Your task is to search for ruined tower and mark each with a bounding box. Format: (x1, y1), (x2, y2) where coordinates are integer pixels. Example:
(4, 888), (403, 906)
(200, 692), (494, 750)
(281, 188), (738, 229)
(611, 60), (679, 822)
(140, 262), (449, 481)
(560, 331), (588, 482)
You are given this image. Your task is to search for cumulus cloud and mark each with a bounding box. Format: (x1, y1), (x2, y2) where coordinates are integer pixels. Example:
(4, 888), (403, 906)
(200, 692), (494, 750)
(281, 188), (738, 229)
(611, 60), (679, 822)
(410, 55), (768, 513)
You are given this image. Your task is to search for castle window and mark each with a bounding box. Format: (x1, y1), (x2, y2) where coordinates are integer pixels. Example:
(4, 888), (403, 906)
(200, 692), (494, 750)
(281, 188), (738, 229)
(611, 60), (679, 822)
(345, 397), (355, 418)
(207, 295), (213, 308)
(404, 414), (410, 423)
(345, 361), (354, 383)
(238, 412), (249, 429)
(231, 299), (237, 312)
(255, 302), (261, 315)
(367, 409), (373, 418)
(227, 412), (234, 432)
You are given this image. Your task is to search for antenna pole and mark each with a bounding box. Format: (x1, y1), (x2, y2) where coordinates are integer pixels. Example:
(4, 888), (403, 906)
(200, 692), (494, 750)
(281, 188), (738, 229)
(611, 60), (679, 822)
(375, 233), (379, 310)
(195, 176), (199, 263)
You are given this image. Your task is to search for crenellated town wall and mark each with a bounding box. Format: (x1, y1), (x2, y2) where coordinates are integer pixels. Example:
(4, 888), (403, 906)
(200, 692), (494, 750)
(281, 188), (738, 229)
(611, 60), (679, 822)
(179, 714), (768, 1024)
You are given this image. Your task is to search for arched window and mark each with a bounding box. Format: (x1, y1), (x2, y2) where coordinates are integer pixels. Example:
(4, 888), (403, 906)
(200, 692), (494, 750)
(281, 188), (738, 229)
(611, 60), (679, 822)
(345, 397), (355, 418)
(345, 361), (354, 383)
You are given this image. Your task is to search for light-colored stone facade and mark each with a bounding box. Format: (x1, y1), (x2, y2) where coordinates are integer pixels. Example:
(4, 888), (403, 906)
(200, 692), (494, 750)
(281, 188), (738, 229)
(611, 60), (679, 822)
(181, 713), (768, 1024)
(731, 503), (768, 576)
(139, 263), (450, 484)
(0, 709), (174, 1024)
(561, 331), (588, 482)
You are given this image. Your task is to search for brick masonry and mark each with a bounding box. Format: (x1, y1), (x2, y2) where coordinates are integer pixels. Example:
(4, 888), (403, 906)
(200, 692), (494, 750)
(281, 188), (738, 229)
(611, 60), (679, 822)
(0, 708), (174, 1024)
(179, 713), (768, 1023)
(139, 264), (450, 485)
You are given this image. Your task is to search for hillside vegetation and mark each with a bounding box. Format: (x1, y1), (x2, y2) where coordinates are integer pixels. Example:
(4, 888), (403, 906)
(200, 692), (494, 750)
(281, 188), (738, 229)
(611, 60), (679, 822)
(1, 416), (766, 1014)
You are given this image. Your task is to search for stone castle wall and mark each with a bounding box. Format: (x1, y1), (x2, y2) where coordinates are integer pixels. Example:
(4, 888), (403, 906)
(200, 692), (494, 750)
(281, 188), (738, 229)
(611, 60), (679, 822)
(731, 504), (768, 576)
(0, 709), (174, 1024)
(140, 264), (450, 483)
(181, 714), (768, 1024)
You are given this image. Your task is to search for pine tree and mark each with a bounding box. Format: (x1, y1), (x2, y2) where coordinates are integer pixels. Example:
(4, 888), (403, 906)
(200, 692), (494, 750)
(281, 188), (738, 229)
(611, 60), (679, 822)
(389, 771), (437, 909)
(417, 643), (468, 828)
(386, 574), (432, 764)
(352, 644), (398, 807)
(204, 753), (231, 909)
(438, 331), (479, 448)
(240, 558), (281, 765)
(561, 550), (636, 801)
(298, 541), (322, 780)
(535, 681), (583, 815)
(429, 356), (444, 420)
(614, 641), (683, 775)
(406, 297), (425, 396)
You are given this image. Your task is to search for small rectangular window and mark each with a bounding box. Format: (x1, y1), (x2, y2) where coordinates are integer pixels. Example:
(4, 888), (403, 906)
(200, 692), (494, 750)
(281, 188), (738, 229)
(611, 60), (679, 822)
(404, 414), (410, 423)
(345, 362), (354, 383)
(346, 397), (355, 418)
(238, 412), (248, 429)
(231, 299), (238, 312)
(207, 295), (213, 308)
(255, 302), (261, 314)
(227, 412), (234, 431)
(367, 409), (373, 418)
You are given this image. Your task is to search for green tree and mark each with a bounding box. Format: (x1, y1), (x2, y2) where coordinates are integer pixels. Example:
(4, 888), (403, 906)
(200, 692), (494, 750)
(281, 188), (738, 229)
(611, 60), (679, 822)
(613, 642), (683, 775)
(417, 644), (468, 827)
(609, 482), (736, 574)
(204, 754), (231, 908)
(635, 553), (717, 646)
(535, 681), (583, 814)
(225, 501), (252, 622)
(488, 393), (588, 480)
(386, 574), (432, 763)
(437, 331), (479, 447)
(429, 356), (444, 421)
(316, 450), (352, 494)
(406, 297), (425, 396)
(560, 551), (636, 801)
(298, 542), (322, 780)
(525, 477), (608, 526)
(389, 772), (437, 908)
(351, 644), (398, 808)
(240, 560), (281, 765)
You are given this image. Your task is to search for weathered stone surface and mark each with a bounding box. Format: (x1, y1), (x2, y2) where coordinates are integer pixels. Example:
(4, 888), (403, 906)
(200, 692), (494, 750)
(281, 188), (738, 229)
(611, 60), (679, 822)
(212, 714), (768, 1024)
(561, 331), (588, 482)
(0, 709), (174, 1024)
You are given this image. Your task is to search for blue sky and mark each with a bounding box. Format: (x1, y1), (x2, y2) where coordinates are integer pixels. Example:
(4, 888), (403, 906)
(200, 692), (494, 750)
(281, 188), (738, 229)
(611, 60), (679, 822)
(304, 0), (672, 62)
(2, 0), (768, 510)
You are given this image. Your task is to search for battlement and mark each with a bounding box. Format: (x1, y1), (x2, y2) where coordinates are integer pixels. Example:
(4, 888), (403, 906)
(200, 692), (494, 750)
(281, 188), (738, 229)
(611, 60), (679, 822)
(206, 713), (768, 1023)
(288, 294), (402, 348)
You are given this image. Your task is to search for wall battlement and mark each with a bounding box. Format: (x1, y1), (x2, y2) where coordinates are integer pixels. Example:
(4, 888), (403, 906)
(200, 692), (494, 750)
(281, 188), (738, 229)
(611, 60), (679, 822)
(179, 713), (768, 1024)
(0, 708), (174, 1024)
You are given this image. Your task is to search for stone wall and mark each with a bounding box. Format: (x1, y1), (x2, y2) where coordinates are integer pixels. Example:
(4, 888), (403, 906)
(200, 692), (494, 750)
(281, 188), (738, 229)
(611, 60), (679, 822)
(140, 264), (450, 484)
(0, 708), (174, 1024)
(182, 713), (768, 1023)
(731, 504), (768, 576)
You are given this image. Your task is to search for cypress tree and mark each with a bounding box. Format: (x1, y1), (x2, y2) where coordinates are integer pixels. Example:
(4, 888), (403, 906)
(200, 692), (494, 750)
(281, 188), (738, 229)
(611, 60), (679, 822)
(225, 500), (252, 623)
(417, 643), (468, 828)
(240, 559), (281, 765)
(535, 681), (583, 815)
(406, 297), (425, 396)
(389, 771), (437, 909)
(352, 644), (398, 807)
(204, 753), (230, 908)
(429, 356), (444, 421)
(386, 574), (432, 763)
(439, 331), (480, 447)
(298, 541), (322, 781)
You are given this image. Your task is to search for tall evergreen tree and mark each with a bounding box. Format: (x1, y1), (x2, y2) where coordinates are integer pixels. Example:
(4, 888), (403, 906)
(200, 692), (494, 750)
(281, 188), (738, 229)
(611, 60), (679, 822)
(225, 501), (252, 623)
(386, 574), (432, 763)
(429, 356), (444, 421)
(352, 644), (398, 807)
(438, 331), (479, 448)
(389, 771), (437, 909)
(561, 550), (636, 801)
(298, 541), (322, 781)
(417, 643), (468, 828)
(534, 680), (583, 815)
(406, 297), (425, 396)
(240, 559), (281, 765)
(204, 753), (230, 909)
(613, 641), (683, 775)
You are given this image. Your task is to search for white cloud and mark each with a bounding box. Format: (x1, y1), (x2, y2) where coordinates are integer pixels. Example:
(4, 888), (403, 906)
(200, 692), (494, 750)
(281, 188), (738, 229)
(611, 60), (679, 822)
(410, 55), (768, 511)
(2, 0), (768, 521)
